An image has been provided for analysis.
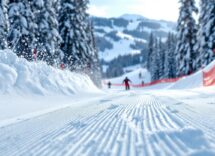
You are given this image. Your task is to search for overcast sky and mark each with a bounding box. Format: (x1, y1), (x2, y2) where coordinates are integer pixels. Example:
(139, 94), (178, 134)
(88, 0), (200, 22)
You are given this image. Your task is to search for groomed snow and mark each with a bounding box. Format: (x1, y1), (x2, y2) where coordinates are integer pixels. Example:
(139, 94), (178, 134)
(0, 49), (102, 127)
(0, 50), (215, 156)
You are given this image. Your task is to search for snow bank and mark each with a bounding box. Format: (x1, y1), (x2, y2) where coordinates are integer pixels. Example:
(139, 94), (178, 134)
(0, 49), (100, 95)
(169, 60), (215, 89)
(203, 60), (215, 72)
(168, 71), (203, 89)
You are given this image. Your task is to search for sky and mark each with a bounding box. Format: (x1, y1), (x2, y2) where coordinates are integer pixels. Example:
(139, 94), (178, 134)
(88, 0), (199, 22)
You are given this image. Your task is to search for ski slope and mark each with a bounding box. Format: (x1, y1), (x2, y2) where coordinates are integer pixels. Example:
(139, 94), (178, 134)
(0, 89), (215, 156)
(0, 50), (215, 155)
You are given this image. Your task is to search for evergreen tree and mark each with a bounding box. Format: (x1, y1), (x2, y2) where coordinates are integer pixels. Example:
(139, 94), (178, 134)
(152, 38), (160, 81)
(158, 38), (165, 79)
(175, 0), (198, 76)
(198, 0), (215, 67)
(87, 20), (102, 87)
(164, 33), (177, 78)
(0, 0), (8, 49)
(59, 0), (92, 71)
(147, 33), (155, 74)
(33, 0), (63, 65)
(8, 0), (35, 61)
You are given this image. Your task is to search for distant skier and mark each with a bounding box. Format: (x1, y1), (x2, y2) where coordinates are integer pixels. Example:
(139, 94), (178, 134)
(123, 77), (131, 90)
(139, 72), (142, 79)
(141, 80), (144, 86)
(107, 81), (112, 89)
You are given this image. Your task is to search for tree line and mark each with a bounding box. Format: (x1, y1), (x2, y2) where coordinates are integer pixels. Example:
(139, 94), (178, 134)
(147, 0), (215, 81)
(0, 0), (101, 86)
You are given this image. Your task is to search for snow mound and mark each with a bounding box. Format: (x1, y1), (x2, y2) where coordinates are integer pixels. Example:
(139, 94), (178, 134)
(149, 127), (209, 149)
(169, 60), (215, 89)
(168, 70), (203, 89)
(0, 49), (100, 95)
(203, 60), (215, 72)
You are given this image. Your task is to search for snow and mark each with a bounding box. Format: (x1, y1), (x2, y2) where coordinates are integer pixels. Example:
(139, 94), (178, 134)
(120, 14), (146, 21)
(100, 39), (135, 61)
(105, 59), (215, 90)
(169, 70), (203, 89)
(35, 0), (44, 8)
(102, 65), (108, 73)
(203, 59), (215, 71)
(0, 50), (215, 155)
(127, 20), (141, 30)
(159, 22), (176, 33)
(0, 49), (100, 95)
(116, 31), (147, 43)
(94, 26), (112, 33)
(96, 16), (175, 62)
(106, 67), (151, 85)
(1, 87), (215, 155)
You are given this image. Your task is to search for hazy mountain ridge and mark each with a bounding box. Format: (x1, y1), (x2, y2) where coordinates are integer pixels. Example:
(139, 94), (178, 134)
(92, 14), (176, 62)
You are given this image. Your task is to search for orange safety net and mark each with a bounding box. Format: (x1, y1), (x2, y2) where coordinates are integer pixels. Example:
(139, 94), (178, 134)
(104, 76), (185, 88)
(203, 65), (215, 86)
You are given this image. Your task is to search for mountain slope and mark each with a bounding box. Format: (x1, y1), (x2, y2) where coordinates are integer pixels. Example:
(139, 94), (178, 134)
(92, 14), (176, 61)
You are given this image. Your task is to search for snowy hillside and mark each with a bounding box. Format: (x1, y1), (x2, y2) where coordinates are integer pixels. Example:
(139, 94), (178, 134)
(105, 67), (151, 86)
(92, 14), (176, 61)
(0, 49), (100, 96)
(105, 59), (215, 90)
(1, 51), (215, 156)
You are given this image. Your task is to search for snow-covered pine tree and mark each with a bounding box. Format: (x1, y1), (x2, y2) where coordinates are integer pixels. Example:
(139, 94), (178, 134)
(32, 0), (63, 65)
(158, 38), (165, 79)
(86, 20), (102, 87)
(153, 38), (161, 81)
(59, 0), (92, 71)
(198, 0), (215, 67)
(147, 33), (155, 74)
(8, 0), (35, 61)
(164, 33), (177, 78)
(175, 0), (198, 76)
(0, 0), (8, 49)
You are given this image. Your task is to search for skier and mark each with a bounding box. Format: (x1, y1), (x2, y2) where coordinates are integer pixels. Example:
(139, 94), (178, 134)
(141, 80), (144, 86)
(139, 72), (142, 79)
(123, 77), (131, 90)
(107, 81), (112, 89)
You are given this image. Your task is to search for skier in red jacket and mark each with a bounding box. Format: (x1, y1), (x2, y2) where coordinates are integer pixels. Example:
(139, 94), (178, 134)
(123, 77), (131, 90)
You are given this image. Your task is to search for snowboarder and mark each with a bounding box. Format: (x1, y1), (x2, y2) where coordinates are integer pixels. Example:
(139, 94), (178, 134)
(123, 77), (131, 90)
(107, 81), (112, 89)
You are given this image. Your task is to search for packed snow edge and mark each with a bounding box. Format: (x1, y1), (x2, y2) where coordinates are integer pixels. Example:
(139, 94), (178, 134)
(0, 49), (101, 95)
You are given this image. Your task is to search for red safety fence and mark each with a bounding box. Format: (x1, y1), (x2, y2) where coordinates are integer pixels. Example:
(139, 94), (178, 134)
(203, 65), (215, 86)
(104, 76), (186, 88)
(104, 63), (215, 88)
(132, 77), (183, 88)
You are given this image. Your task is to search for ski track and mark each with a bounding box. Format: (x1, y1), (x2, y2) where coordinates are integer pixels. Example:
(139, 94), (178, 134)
(158, 95), (215, 147)
(0, 92), (214, 156)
